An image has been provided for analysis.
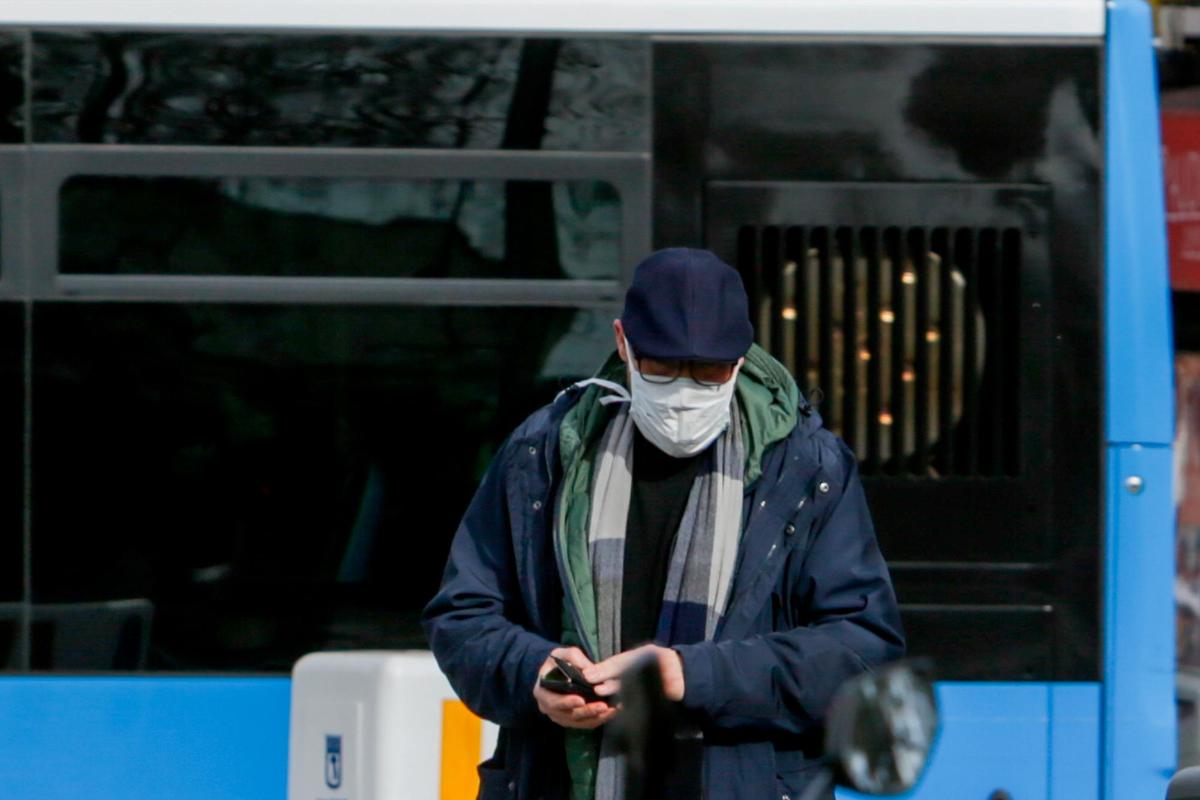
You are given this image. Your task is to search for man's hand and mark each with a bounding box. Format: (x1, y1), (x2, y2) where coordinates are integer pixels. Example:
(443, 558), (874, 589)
(533, 647), (619, 729)
(583, 644), (685, 702)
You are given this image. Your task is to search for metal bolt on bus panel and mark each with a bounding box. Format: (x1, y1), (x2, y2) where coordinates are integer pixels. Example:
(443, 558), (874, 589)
(1125, 475), (1145, 495)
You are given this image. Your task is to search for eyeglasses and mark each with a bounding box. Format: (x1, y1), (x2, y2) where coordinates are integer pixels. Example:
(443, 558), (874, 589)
(635, 356), (738, 387)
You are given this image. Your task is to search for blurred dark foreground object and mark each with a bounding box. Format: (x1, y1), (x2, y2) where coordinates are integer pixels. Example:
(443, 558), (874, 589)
(609, 652), (700, 800)
(821, 659), (939, 797)
(1169, 766), (1200, 799)
(612, 657), (939, 800)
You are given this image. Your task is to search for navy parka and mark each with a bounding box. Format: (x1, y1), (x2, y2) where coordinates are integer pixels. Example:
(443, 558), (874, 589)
(421, 384), (904, 800)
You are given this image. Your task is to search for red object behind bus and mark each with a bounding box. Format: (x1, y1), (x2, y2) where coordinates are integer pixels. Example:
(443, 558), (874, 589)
(1164, 110), (1200, 291)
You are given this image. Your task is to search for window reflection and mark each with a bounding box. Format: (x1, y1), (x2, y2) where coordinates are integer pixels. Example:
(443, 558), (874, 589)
(33, 34), (648, 151)
(31, 303), (616, 671)
(61, 176), (621, 279)
(0, 32), (21, 144)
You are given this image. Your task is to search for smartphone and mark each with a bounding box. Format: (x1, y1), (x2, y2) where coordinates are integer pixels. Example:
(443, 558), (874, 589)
(539, 655), (612, 705)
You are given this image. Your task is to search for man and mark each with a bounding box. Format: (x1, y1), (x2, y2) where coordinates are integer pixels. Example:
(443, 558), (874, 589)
(422, 248), (904, 800)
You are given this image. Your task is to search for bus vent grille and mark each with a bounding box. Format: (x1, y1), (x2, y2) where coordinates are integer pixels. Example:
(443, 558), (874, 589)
(735, 225), (1021, 479)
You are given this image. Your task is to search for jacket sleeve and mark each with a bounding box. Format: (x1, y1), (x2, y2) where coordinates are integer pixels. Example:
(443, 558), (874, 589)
(672, 443), (905, 736)
(420, 438), (559, 728)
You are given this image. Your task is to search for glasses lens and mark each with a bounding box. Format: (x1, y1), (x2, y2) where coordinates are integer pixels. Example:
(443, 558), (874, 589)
(692, 363), (736, 386)
(637, 358), (681, 384)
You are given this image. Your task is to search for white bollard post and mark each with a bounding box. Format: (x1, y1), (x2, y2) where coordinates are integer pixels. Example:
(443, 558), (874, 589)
(288, 651), (498, 800)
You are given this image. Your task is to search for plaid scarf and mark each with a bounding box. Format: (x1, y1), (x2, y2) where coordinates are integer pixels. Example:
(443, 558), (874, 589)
(585, 396), (746, 800)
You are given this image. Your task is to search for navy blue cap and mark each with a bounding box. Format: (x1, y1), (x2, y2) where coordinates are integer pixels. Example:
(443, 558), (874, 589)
(620, 248), (753, 362)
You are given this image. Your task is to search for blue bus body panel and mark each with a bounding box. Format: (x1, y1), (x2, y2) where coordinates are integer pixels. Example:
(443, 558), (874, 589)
(1103, 444), (1177, 800)
(1050, 684), (1101, 799)
(839, 683), (1099, 800)
(0, 678), (1094, 800)
(1103, 3), (1177, 799)
(839, 683), (1049, 799)
(0, 676), (290, 800)
(1106, 0), (1174, 447)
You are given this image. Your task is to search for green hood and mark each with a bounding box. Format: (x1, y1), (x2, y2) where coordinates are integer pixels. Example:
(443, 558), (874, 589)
(732, 343), (801, 485)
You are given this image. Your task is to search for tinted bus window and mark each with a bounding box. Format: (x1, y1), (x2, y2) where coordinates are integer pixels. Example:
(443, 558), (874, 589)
(0, 32), (21, 145)
(60, 176), (622, 279)
(0, 303), (23, 669)
(30, 303), (616, 671)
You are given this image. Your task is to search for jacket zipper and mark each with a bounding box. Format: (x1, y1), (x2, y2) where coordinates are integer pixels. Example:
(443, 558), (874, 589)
(727, 492), (810, 615)
(763, 497), (808, 569)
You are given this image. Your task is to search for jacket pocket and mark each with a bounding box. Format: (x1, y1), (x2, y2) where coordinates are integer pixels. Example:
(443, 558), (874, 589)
(476, 757), (517, 800)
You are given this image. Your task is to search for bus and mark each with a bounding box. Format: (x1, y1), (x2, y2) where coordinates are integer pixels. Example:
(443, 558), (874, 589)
(0, 1), (1174, 798)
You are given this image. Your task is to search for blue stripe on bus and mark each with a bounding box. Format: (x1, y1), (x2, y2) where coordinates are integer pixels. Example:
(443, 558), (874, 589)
(0, 676), (1097, 799)
(0, 676), (289, 800)
(1050, 683), (1101, 800)
(1103, 444), (1177, 800)
(1103, 2), (1176, 796)
(1105, 0), (1174, 447)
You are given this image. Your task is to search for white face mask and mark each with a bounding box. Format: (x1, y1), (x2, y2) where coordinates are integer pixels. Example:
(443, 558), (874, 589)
(625, 339), (740, 458)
